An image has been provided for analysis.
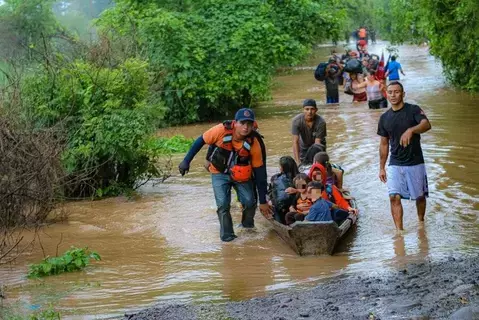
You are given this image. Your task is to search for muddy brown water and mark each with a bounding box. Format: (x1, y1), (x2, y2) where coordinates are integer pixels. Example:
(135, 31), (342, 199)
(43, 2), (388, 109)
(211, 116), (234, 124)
(1, 42), (478, 319)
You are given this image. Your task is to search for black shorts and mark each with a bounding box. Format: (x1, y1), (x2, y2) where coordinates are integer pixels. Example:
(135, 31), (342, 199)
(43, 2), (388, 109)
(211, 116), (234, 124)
(368, 97), (387, 109)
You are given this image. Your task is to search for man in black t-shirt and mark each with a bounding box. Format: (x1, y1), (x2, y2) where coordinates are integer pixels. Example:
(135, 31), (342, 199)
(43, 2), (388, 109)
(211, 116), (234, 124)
(377, 81), (432, 230)
(291, 99), (327, 164)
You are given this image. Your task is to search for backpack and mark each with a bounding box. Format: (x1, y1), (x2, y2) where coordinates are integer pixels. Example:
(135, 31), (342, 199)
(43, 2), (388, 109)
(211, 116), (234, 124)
(314, 62), (328, 81)
(271, 174), (295, 214)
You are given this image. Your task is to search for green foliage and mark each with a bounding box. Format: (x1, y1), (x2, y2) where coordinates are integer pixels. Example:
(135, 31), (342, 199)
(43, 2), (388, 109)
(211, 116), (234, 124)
(372, 0), (479, 91)
(27, 247), (101, 278)
(341, 0), (377, 32)
(0, 0), (65, 61)
(0, 302), (61, 320)
(29, 305), (61, 320)
(97, 0), (343, 124)
(154, 135), (194, 154)
(21, 57), (168, 196)
(385, 0), (428, 44)
(420, 0), (479, 91)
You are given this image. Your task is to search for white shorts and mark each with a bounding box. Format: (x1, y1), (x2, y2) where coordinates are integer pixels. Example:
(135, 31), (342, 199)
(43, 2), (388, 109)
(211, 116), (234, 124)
(387, 164), (429, 200)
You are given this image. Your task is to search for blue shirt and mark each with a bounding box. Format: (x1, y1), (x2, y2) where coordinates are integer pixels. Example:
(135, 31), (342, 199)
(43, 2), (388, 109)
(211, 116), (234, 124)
(305, 198), (333, 222)
(387, 61), (402, 80)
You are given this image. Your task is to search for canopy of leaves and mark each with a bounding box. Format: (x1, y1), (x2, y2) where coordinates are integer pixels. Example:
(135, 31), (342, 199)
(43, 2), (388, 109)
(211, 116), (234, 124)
(343, 0), (479, 91)
(421, 0), (479, 91)
(0, 0), (64, 61)
(98, 0), (343, 124)
(371, 0), (479, 91)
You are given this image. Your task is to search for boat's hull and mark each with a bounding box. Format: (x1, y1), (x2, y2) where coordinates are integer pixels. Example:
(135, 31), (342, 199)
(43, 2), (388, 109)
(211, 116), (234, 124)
(268, 198), (358, 255)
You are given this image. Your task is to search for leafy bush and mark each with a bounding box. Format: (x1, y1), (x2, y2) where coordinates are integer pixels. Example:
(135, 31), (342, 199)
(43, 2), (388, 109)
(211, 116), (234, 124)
(154, 135), (194, 154)
(98, 0), (343, 124)
(29, 305), (61, 320)
(372, 0), (479, 91)
(421, 0), (479, 91)
(28, 247), (101, 278)
(21, 57), (169, 197)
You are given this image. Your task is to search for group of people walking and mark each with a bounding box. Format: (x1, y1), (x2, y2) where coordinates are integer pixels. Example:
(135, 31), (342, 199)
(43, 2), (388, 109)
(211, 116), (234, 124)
(323, 31), (406, 111)
(179, 57), (430, 243)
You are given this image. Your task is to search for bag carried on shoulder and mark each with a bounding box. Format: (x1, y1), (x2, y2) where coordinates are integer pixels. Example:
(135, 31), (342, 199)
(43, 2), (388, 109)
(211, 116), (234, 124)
(314, 62), (328, 81)
(344, 59), (362, 73)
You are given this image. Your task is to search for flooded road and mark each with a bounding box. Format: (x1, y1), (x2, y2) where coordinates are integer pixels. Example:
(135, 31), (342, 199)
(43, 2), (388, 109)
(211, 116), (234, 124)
(1, 42), (478, 318)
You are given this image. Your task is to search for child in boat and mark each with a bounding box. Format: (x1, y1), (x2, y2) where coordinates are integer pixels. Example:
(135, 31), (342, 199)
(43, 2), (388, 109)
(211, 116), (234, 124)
(308, 164), (358, 215)
(305, 181), (352, 224)
(299, 143), (326, 174)
(268, 156), (299, 224)
(313, 151), (344, 189)
(284, 173), (312, 225)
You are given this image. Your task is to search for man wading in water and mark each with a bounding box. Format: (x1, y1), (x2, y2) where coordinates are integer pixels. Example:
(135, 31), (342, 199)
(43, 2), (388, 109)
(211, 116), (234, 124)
(179, 108), (272, 242)
(377, 81), (432, 230)
(292, 99), (327, 164)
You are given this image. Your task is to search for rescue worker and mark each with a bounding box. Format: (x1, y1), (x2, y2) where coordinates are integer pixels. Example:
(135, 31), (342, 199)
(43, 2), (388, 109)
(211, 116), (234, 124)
(178, 108), (272, 242)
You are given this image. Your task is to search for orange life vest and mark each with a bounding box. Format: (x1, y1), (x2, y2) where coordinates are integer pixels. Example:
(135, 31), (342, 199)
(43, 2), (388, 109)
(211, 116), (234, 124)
(296, 196), (313, 214)
(359, 28), (367, 39)
(208, 121), (254, 182)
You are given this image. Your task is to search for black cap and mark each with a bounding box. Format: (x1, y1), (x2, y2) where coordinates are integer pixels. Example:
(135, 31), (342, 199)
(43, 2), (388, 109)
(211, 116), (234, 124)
(303, 99), (317, 108)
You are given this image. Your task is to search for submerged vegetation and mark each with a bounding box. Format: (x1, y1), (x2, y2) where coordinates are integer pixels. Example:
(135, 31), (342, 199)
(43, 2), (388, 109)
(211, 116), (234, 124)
(27, 247), (101, 278)
(154, 135), (194, 154)
(1, 302), (61, 320)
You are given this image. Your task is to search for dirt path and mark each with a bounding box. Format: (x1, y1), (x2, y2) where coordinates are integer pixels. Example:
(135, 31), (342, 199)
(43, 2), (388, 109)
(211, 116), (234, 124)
(125, 255), (479, 320)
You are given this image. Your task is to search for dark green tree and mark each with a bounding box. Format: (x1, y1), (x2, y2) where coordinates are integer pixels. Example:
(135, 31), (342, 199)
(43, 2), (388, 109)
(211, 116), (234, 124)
(98, 0), (343, 124)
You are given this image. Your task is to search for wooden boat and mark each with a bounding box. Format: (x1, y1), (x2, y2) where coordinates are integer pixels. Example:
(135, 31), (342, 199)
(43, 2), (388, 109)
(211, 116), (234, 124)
(267, 196), (358, 256)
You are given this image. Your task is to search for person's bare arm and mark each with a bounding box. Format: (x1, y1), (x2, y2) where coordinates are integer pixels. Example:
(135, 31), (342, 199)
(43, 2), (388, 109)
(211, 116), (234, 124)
(357, 80), (368, 88)
(379, 136), (389, 183)
(400, 119), (431, 147)
(379, 81), (385, 91)
(292, 135), (300, 164)
(400, 67), (405, 76)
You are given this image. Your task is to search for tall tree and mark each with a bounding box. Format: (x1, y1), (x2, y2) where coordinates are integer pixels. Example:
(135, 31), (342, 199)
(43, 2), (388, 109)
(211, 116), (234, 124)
(0, 0), (66, 62)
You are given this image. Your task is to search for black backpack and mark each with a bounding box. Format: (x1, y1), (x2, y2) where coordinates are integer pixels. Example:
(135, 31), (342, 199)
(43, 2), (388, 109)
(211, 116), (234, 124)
(270, 174), (295, 215)
(314, 62), (328, 81)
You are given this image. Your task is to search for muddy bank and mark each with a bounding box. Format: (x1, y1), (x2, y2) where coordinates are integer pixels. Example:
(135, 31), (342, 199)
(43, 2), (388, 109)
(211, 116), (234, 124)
(125, 255), (479, 320)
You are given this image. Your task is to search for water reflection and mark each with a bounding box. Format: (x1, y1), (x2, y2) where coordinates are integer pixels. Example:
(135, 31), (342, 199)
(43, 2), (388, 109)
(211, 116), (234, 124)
(219, 242), (274, 300)
(393, 223), (429, 262)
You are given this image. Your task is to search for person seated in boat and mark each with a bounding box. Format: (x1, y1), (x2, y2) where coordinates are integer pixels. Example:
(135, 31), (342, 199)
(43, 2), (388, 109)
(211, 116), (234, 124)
(308, 164), (358, 215)
(304, 181), (351, 224)
(298, 143), (326, 174)
(313, 151), (344, 189)
(284, 173), (312, 225)
(268, 156), (299, 224)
